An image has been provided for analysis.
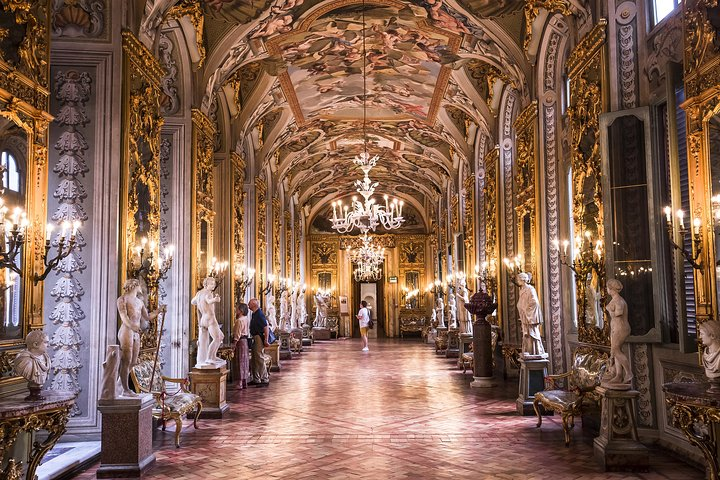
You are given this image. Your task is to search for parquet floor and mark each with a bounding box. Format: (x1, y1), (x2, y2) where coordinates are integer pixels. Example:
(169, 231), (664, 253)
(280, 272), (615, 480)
(75, 338), (703, 479)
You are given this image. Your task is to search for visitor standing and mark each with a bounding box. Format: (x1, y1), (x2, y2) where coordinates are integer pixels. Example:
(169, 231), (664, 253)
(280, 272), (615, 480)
(232, 302), (250, 389)
(248, 298), (270, 387)
(357, 300), (371, 352)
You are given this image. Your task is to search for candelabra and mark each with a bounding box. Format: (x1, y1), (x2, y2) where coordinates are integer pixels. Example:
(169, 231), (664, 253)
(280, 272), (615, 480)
(208, 258), (229, 291)
(502, 256), (525, 286)
(552, 232), (604, 278)
(475, 261), (498, 299)
(663, 206), (703, 270)
(233, 263), (255, 301)
(260, 273), (276, 296)
(276, 277), (291, 296)
(127, 237), (174, 309)
(34, 220), (83, 284)
(0, 269), (16, 293)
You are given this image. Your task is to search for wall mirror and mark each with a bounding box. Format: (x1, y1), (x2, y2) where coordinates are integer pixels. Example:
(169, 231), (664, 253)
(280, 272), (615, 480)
(708, 115), (720, 312)
(404, 270), (420, 309)
(0, 118), (27, 344)
(317, 271), (332, 291)
(199, 217), (209, 280)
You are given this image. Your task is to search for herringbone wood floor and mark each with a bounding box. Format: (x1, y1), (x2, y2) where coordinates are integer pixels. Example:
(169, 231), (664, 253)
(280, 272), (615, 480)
(75, 338), (703, 479)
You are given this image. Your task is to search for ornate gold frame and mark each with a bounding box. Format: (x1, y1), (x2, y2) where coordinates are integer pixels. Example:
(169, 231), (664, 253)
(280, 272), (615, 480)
(0, 0), (51, 385)
(272, 195), (281, 277)
(483, 146), (501, 326)
(462, 174), (475, 279)
(255, 174), (267, 298)
(514, 100), (539, 285)
(120, 31), (165, 352)
(189, 108), (215, 338)
(566, 19), (609, 346)
(682, 0), (720, 326)
(231, 151), (246, 307)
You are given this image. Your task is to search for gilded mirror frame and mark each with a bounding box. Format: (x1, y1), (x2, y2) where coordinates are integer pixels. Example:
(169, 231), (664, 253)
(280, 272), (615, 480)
(0, 0), (51, 384)
(514, 101), (539, 287)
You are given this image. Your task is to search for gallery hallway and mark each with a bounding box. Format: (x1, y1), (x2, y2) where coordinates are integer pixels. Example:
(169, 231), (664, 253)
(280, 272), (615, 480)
(75, 339), (702, 480)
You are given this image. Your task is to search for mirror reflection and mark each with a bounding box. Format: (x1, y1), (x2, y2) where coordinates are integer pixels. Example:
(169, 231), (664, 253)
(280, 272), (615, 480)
(0, 118), (26, 342)
(708, 115), (720, 310)
(199, 218), (208, 280)
(318, 271), (332, 291)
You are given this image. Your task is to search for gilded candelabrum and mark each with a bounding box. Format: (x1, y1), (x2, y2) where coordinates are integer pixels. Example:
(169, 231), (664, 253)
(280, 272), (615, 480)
(260, 273), (276, 296)
(553, 234), (604, 279)
(663, 206), (703, 270)
(475, 261), (498, 301)
(208, 258), (229, 292)
(127, 237), (174, 307)
(502, 255), (525, 286)
(233, 263), (255, 301)
(35, 222), (82, 284)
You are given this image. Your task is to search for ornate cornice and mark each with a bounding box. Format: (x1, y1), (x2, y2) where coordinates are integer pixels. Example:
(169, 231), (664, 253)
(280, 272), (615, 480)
(566, 18), (607, 77)
(122, 30), (164, 87)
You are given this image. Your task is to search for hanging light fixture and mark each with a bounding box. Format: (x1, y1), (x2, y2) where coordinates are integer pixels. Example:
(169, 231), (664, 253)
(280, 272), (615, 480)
(328, 0), (404, 235)
(350, 234), (384, 282)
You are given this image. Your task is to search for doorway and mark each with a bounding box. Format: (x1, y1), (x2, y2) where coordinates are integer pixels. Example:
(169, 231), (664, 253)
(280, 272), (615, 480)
(352, 277), (385, 338)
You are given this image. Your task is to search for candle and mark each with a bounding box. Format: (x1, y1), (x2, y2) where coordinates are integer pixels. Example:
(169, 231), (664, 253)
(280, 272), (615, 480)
(61, 221), (70, 239)
(399, 200), (404, 217)
(693, 217), (701, 235)
(664, 206), (672, 223)
(45, 223), (53, 242)
(141, 237), (147, 247)
(562, 240), (569, 256)
(677, 210), (685, 229)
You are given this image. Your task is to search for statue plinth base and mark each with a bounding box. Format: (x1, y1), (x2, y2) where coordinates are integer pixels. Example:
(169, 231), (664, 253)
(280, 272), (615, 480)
(279, 331), (293, 360)
(517, 357), (550, 415)
(470, 376), (497, 388)
(445, 328), (460, 358)
(291, 328), (304, 352)
(97, 394), (155, 478)
(426, 328), (437, 344)
(313, 327), (331, 340)
(301, 325), (314, 345)
(593, 387), (649, 471)
(189, 366), (229, 419)
(265, 343), (281, 372)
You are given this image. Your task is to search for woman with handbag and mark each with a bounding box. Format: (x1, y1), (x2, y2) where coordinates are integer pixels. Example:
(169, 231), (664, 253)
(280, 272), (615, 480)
(233, 303), (251, 389)
(357, 300), (371, 352)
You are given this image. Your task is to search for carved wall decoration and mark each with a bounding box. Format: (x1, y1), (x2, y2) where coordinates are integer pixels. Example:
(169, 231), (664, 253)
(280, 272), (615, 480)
(339, 235), (396, 250)
(121, 32), (165, 352)
(158, 33), (180, 116)
(272, 195), (281, 276)
(294, 214), (301, 283)
(167, 0), (206, 69)
(231, 152), (246, 268)
(311, 242), (337, 265)
(400, 240), (425, 265)
(450, 192), (459, 234)
(466, 59), (508, 114)
(255, 175), (267, 282)
(501, 89), (518, 342)
(0, 0), (49, 88)
(285, 210), (291, 276)
(51, 0), (105, 39)
(631, 343), (654, 427)
(514, 101), (538, 281)
(523, 1), (574, 54)
(462, 175), (475, 276)
(48, 70), (91, 416)
(566, 20), (608, 346)
(645, 17), (682, 84)
(484, 146), (499, 292)
(614, 2), (638, 110)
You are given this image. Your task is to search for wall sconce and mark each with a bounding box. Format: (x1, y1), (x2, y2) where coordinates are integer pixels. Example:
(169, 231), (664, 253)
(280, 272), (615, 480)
(209, 257), (229, 291)
(552, 232), (604, 277)
(260, 273), (276, 296)
(128, 237), (175, 282)
(663, 206), (702, 270)
(234, 263), (255, 300)
(34, 220), (83, 284)
(502, 255), (523, 286)
(426, 279), (444, 299)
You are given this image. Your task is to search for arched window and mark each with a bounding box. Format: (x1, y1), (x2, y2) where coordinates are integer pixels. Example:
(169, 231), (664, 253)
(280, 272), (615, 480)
(1, 150), (21, 193)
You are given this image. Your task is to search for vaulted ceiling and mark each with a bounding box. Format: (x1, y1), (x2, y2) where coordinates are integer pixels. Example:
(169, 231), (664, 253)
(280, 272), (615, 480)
(201, 0), (529, 231)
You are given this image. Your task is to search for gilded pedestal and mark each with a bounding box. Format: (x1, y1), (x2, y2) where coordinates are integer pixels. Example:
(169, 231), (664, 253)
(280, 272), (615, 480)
(266, 342), (281, 372)
(189, 365), (229, 419)
(663, 381), (720, 480)
(593, 387), (648, 471)
(97, 394), (155, 478)
(0, 391), (75, 480)
(517, 357), (549, 415)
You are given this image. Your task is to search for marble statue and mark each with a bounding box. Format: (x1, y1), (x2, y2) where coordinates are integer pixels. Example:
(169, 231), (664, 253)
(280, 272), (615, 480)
(602, 278), (633, 388)
(699, 320), (720, 380)
(13, 330), (51, 399)
(100, 345), (123, 401)
(456, 279), (472, 335)
(435, 296), (446, 328)
(290, 285), (299, 329)
(430, 307), (437, 327)
(297, 285), (308, 327)
(516, 272), (548, 359)
(117, 278), (160, 397)
(266, 291), (278, 330)
(314, 292), (329, 328)
(446, 293), (458, 329)
(192, 276), (225, 368)
(280, 289), (291, 331)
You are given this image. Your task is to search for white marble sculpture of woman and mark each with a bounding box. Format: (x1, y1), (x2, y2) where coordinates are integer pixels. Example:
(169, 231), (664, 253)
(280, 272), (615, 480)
(13, 330), (51, 391)
(280, 289), (291, 331)
(516, 272), (548, 359)
(456, 279), (471, 335)
(446, 293), (458, 329)
(699, 320), (720, 380)
(192, 276), (225, 368)
(436, 296), (446, 328)
(314, 292), (329, 328)
(602, 278), (632, 387)
(290, 285), (299, 329)
(266, 291), (278, 330)
(297, 285), (308, 327)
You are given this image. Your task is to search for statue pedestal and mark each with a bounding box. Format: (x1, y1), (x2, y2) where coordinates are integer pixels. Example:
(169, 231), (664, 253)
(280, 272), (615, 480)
(313, 327), (331, 340)
(593, 387), (649, 471)
(469, 317), (496, 389)
(457, 333), (473, 368)
(516, 357), (549, 415)
(301, 325), (313, 346)
(279, 331), (293, 360)
(266, 343), (281, 372)
(97, 395), (155, 478)
(445, 328), (460, 358)
(189, 365), (229, 419)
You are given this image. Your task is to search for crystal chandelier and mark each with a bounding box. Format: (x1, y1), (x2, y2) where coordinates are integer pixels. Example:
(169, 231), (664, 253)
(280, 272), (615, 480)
(328, 1), (404, 235)
(350, 234), (384, 282)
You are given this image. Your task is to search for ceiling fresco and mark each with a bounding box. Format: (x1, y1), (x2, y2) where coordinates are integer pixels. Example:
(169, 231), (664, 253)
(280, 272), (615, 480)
(199, 0), (530, 231)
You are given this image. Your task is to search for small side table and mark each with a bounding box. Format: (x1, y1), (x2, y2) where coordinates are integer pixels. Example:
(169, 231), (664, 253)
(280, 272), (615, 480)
(663, 381), (720, 480)
(0, 390), (76, 479)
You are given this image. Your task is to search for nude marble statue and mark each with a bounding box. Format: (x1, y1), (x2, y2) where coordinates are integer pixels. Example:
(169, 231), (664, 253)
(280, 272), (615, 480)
(192, 276), (225, 368)
(602, 278), (633, 389)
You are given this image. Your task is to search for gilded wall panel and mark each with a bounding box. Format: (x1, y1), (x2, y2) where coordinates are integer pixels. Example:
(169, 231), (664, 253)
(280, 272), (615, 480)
(514, 100), (538, 283)
(255, 175), (267, 284)
(272, 195), (281, 276)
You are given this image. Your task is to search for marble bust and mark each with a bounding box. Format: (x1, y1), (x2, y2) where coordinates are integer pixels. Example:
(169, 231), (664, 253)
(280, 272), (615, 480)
(516, 272), (548, 359)
(13, 330), (51, 400)
(601, 278), (633, 389)
(192, 276), (225, 368)
(699, 320), (720, 381)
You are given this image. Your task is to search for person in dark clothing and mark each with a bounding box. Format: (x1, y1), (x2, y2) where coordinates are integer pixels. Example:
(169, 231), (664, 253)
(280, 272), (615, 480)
(248, 298), (270, 386)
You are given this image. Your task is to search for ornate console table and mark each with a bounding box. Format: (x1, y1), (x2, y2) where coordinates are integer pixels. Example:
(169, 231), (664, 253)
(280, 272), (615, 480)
(0, 391), (75, 479)
(663, 382), (720, 480)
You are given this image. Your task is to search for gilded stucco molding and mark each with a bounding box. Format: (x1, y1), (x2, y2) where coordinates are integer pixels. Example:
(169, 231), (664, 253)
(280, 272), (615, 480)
(255, 175), (267, 279)
(167, 0), (205, 70)
(272, 195), (281, 276)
